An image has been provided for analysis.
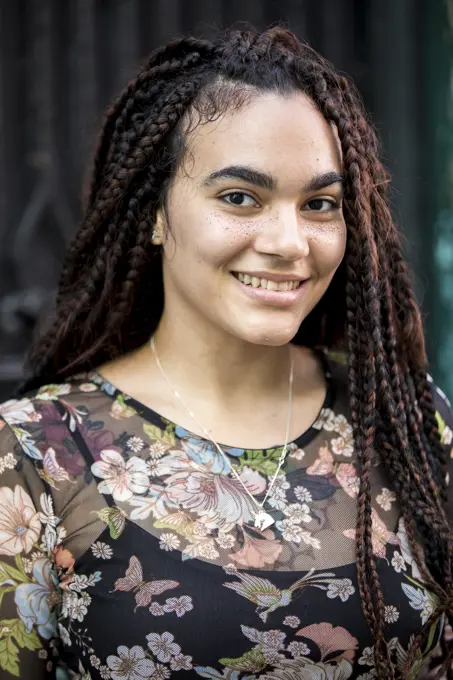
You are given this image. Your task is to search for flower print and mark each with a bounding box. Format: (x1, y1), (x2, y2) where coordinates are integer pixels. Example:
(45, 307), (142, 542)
(0, 452), (17, 473)
(58, 623), (71, 646)
(276, 519), (305, 543)
(68, 593), (89, 622)
(149, 602), (165, 616)
(384, 605), (399, 623)
(159, 595), (191, 617)
(215, 532), (235, 549)
(170, 653), (193, 671)
(376, 488), (396, 512)
(146, 631), (181, 663)
(127, 436), (146, 453)
(260, 630), (286, 651)
(287, 641), (310, 657)
(15, 557), (58, 639)
(165, 465), (257, 527)
(146, 459), (162, 476)
(358, 646), (374, 666)
(90, 655), (101, 669)
(443, 425), (453, 445)
(283, 502), (312, 524)
(294, 486), (312, 503)
(313, 407), (336, 430)
(196, 540), (220, 560)
(326, 579), (355, 602)
(238, 466), (267, 496)
(159, 533), (180, 551)
(267, 475), (290, 510)
(331, 436), (354, 457)
(333, 414), (353, 439)
(356, 673), (377, 680)
(148, 442), (167, 459)
(91, 449), (149, 502)
(288, 444), (305, 461)
(0, 485), (41, 555)
(107, 645), (155, 680)
(100, 666), (112, 679)
(283, 616), (301, 628)
(0, 397), (38, 423)
(152, 664), (170, 680)
(92, 541), (113, 559)
(79, 382), (98, 392)
(391, 551), (406, 573)
(401, 583), (436, 625)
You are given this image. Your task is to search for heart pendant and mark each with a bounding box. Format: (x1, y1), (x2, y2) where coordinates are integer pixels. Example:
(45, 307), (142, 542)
(253, 510), (274, 531)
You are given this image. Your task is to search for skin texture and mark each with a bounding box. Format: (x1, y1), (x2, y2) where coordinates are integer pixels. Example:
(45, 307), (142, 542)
(98, 91), (346, 447)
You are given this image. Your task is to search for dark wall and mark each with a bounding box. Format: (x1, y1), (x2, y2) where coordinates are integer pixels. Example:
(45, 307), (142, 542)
(0, 0), (451, 400)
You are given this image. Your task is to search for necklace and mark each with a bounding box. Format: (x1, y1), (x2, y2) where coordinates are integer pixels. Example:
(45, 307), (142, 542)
(150, 337), (294, 532)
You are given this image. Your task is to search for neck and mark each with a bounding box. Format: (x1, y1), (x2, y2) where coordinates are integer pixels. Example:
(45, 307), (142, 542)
(147, 310), (292, 409)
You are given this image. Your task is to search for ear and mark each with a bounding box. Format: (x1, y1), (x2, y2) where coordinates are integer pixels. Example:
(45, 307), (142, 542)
(151, 207), (166, 246)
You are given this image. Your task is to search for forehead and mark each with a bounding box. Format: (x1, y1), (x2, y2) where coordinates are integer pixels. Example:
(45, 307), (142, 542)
(182, 91), (343, 183)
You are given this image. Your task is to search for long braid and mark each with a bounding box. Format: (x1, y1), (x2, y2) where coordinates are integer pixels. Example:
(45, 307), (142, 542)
(14, 25), (453, 676)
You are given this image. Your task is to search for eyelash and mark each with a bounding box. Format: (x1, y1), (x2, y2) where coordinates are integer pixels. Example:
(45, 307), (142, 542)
(219, 191), (340, 212)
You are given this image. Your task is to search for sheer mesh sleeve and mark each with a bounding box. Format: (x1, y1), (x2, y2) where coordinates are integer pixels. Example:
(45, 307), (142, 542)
(0, 416), (64, 678)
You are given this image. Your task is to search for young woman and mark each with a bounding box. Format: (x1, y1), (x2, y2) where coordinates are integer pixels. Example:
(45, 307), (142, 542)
(0, 25), (452, 680)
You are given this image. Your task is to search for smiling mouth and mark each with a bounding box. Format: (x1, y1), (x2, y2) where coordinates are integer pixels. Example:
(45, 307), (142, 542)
(232, 272), (303, 291)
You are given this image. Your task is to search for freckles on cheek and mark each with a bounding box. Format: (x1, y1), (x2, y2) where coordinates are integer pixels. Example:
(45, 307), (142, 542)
(308, 222), (347, 265)
(204, 215), (257, 253)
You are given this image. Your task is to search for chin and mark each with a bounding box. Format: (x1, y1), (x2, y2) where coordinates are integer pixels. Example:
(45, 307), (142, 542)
(234, 323), (300, 348)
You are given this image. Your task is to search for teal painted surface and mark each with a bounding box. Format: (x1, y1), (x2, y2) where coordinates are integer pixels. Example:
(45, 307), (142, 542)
(427, 1), (453, 398)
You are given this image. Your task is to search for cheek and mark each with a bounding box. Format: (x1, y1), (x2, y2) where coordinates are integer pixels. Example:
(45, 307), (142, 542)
(191, 214), (258, 267)
(308, 222), (347, 273)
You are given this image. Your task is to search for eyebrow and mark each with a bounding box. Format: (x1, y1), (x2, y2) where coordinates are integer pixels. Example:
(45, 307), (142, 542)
(201, 165), (344, 193)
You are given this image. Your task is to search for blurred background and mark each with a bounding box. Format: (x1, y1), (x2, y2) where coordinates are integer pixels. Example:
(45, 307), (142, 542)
(0, 0), (452, 402)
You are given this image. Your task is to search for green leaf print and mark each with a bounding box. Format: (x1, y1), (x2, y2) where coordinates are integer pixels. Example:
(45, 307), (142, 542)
(143, 423), (176, 447)
(95, 507), (126, 539)
(238, 448), (283, 477)
(0, 562), (27, 585)
(219, 647), (269, 672)
(8, 619), (41, 652)
(0, 635), (19, 677)
(435, 410), (446, 436)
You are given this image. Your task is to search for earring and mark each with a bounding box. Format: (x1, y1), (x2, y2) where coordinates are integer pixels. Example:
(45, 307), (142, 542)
(151, 228), (162, 245)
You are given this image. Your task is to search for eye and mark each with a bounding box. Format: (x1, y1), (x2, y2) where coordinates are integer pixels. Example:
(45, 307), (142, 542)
(220, 192), (259, 207)
(305, 198), (340, 212)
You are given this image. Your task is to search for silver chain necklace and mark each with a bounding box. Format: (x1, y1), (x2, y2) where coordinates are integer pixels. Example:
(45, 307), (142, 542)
(150, 337), (294, 531)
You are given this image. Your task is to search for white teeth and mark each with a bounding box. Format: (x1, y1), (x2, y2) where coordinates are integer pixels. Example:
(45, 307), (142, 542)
(235, 273), (301, 291)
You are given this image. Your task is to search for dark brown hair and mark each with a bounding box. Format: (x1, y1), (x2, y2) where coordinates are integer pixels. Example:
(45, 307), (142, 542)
(13, 25), (453, 677)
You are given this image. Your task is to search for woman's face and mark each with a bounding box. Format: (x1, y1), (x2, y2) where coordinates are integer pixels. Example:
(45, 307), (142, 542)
(156, 90), (347, 347)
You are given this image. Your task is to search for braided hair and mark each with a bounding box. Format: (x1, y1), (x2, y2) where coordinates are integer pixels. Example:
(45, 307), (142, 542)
(13, 25), (453, 677)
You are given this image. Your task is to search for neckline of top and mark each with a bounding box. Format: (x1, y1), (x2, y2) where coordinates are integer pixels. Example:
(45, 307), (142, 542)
(84, 347), (336, 454)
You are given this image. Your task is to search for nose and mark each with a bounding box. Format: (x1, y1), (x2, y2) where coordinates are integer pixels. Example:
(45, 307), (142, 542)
(254, 207), (309, 261)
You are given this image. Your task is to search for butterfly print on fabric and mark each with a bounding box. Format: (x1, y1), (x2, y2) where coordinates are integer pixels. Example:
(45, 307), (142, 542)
(113, 555), (179, 610)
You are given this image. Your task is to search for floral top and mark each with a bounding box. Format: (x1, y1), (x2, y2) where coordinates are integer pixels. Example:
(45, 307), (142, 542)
(0, 350), (452, 680)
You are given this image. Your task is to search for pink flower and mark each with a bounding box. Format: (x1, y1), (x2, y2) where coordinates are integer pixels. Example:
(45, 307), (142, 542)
(91, 450), (149, 502)
(0, 485), (41, 555)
